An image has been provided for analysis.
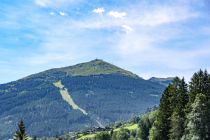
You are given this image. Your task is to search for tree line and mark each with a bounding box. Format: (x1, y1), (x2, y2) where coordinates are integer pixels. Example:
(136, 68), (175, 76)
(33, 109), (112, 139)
(148, 70), (210, 140)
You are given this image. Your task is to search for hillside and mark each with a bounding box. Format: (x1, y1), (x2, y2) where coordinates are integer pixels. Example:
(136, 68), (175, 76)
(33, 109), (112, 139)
(45, 70), (210, 140)
(149, 77), (174, 86)
(0, 59), (168, 139)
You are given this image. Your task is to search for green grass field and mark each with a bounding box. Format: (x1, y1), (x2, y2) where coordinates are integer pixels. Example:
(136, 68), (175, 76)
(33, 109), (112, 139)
(76, 123), (139, 140)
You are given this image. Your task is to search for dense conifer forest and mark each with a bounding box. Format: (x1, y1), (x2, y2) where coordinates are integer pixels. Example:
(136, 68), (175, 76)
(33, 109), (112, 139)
(13, 70), (210, 140)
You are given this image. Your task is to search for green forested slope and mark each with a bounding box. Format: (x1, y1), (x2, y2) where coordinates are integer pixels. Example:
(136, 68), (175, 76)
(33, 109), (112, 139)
(0, 60), (167, 139)
(70, 70), (210, 140)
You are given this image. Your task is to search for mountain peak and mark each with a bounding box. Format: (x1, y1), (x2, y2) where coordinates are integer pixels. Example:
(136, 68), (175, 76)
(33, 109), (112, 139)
(59, 59), (139, 78)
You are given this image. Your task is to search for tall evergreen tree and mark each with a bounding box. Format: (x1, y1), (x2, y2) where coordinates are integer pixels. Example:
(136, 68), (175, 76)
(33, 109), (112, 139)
(13, 120), (28, 140)
(139, 117), (151, 140)
(155, 85), (174, 140)
(169, 78), (188, 140)
(188, 70), (209, 105)
(206, 71), (210, 139)
(153, 77), (189, 140)
(182, 93), (208, 140)
(185, 70), (210, 139)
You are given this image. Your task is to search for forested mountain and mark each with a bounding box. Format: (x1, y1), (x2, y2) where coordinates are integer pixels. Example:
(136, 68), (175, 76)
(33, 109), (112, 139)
(0, 59), (169, 139)
(71, 70), (210, 140)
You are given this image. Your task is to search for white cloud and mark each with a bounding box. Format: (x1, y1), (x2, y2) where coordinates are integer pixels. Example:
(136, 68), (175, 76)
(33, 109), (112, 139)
(93, 8), (105, 14)
(34, 0), (82, 8)
(108, 11), (127, 18)
(35, 0), (51, 7)
(121, 25), (133, 33)
(138, 6), (198, 26)
(59, 11), (66, 16)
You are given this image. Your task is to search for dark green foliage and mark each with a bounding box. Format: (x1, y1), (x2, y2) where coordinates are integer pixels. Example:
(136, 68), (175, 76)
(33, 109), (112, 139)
(169, 78), (188, 140)
(67, 70), (209, 140)
(95, 132), (111, 140)
(182, 93), (208, 140)
(148, 77), (188, 140)
(138, 111), (157, 140)
(112, 128), (130, 140)
(188, 70), (209, 104)
(187, 70), (210, 138)
(131, 116), (140, 124)
(139, 118), (151, 140)
(155, 84), (175, 140)
(13, 120), (28, 140)
(149, 70), (210, 140)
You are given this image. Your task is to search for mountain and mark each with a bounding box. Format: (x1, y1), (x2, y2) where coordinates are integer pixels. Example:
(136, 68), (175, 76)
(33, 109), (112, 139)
(149, 77), (174, 86)
(0, 59), (168, 139)
(58, 59), (139, 78)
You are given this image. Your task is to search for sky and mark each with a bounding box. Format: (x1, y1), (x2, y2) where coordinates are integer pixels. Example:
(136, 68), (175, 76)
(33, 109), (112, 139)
(0, 0), (210, 84)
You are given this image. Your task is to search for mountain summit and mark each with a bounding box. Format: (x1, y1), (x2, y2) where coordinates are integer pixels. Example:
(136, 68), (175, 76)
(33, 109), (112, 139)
(56, 59), (139, 78)
(0, 59), (168, 139)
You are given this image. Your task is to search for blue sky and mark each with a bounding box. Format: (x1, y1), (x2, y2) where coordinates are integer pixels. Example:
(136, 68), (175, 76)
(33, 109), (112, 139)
(0, 0), (210, 84)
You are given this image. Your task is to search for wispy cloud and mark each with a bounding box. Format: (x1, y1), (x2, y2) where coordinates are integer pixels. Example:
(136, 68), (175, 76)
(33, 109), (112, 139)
(121, 25), (133, 33)
(35, 0), (51, 7)
(93, 8), (105, 14)
(34, 0), (82, 8)
(108, 11), (127, 18)
(138, 5), (198, 26)
(59, 11), (66, 16)
(0, 0), (210, 83)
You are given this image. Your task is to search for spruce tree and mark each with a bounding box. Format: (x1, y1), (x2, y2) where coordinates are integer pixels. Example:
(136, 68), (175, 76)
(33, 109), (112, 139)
(206, 71), (210, 139)
(13, 120), (28, 140)
(139, 117), (151, 140)
(188, 70), (209, 106)
(153, 77), (189, 140)
(185, 70), (210, 139)
(155, 85), (174, 140)
(182, 93), (208, 140)
(169, 78), (188, 140)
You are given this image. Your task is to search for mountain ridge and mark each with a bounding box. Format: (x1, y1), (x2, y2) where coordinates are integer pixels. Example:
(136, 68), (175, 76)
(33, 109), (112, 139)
(0, 59), (171, 139)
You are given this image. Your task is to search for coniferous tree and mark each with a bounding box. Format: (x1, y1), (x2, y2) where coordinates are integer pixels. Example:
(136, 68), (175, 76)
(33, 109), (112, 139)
(184, 70), (210, 139)
(155, 86), (173, 140)
(150, 70), (209, 140)
(169, 78), (188, 140)
(188, 70), (209, 106)
(153, 77), (189, 140)
(182, 93), (208, 140)
(155, 78), (181, 140)
(13, 120), (28, 140)
(206, 71), (210, 138)
(139, 117), (151, 140)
